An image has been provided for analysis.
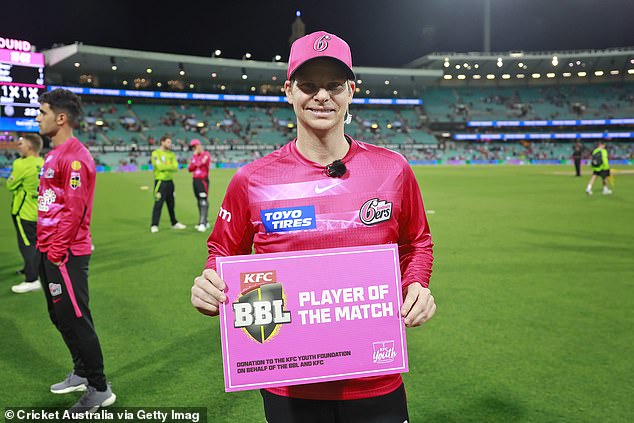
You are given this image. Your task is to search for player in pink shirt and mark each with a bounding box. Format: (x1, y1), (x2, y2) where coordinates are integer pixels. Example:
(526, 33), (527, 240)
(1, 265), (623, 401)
(191, 31), (436, 422)
(187, 139), (212, 232)
(36, 89), (116, 411)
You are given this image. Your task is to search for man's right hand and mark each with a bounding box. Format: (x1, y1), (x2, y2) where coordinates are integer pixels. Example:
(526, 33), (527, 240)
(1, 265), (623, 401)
(191, 268), (227, 316)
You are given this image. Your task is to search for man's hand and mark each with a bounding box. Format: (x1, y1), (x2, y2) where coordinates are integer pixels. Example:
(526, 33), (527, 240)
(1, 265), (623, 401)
(401, 282), (436, 327)
(47, 252), (64, 267)
(191, 268), (227, 316)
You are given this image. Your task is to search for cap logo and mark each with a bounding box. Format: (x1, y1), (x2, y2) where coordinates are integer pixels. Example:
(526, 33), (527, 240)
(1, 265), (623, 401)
(313, 35), (331, 52)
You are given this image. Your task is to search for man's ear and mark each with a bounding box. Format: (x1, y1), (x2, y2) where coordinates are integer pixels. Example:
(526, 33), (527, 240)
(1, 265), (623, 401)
(56, 112), (67, 126)
(284, 80), (293, 104)
(348, 80), (356, 104)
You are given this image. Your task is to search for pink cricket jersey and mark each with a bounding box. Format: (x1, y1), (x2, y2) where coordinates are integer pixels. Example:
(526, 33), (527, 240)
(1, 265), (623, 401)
(206, 136), (433, 400)
(188, 151), (211, 179)
(37, 137), (95, 263)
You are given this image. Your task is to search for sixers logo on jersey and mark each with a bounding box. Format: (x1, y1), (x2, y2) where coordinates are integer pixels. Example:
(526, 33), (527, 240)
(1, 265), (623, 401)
(260, 206), (316, 233)
(359, 198), (393, 226)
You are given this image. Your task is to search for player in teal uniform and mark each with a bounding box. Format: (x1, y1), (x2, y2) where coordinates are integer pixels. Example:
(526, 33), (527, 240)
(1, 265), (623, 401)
(7, 134), (44, 293)
(586, 141), (612, 195)
(150, 136), (186, 232)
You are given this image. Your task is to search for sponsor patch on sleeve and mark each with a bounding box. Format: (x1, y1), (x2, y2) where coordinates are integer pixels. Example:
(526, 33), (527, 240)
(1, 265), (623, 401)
(260, 206), (317, 233)
(69, 171), (81, 190)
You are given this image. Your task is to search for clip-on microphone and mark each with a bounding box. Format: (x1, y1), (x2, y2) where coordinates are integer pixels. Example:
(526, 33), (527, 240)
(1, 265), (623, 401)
(324, 159), (347, 178)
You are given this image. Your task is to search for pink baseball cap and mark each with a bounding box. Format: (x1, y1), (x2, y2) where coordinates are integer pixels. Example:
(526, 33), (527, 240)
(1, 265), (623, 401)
(189, 139), (201, 146)
(287, 31), (354, 80)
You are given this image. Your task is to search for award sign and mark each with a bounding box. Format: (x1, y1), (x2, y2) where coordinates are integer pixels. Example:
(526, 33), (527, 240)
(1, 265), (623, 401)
(217, 244), (408, 392)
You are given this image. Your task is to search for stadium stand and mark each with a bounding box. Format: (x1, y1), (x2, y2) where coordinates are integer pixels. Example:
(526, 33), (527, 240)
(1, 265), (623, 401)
(421, 83), (634, 122)
(2, 39), (633, 169)
(64, 79), (633, 167)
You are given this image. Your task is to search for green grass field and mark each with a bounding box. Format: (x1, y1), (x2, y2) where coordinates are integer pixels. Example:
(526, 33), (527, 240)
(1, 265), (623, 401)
(1, 165), (633, 422)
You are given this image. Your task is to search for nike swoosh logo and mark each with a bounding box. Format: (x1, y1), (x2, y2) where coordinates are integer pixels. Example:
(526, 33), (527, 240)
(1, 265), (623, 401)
(314, 182), (342, 194)
(53, 298), (61, 303)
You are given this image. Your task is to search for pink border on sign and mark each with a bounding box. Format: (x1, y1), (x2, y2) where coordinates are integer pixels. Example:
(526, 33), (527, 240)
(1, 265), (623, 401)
(217, 244), (407, 392)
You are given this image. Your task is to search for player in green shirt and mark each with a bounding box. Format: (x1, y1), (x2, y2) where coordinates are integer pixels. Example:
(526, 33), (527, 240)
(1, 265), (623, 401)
(150, 136), (186, 232)
(586, 141), (612, 195)
(7, 134), (45, 293)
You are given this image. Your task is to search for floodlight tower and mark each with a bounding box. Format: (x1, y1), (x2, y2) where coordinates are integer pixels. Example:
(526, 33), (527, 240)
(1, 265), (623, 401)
(290, 10), (305, 45)
(484, 0), (491, 53)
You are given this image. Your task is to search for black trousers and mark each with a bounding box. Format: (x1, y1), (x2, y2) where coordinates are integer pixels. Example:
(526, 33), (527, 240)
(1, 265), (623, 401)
(573, 158), (582, 176)
(12, 215), (38, 282)
(261, 384), (409, 423)
(39, 251), (107, 391)
(193, 178), (209, 226)
(151, 179), (177, 226)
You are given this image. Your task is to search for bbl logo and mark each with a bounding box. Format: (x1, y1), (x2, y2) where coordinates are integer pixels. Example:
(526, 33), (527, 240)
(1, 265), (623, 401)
(233, 271), (291, 343)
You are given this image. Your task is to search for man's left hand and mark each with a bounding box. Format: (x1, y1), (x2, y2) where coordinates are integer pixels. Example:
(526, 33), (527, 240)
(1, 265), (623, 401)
(401, 282), (436, 327)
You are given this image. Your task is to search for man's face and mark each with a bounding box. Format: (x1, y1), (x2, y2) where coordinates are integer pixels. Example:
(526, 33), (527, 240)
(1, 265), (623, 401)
(162, 138), (172, 149)
(36, 103), (59, 137)
(16, 137), (32, 157)
(285, 58), (354, 133)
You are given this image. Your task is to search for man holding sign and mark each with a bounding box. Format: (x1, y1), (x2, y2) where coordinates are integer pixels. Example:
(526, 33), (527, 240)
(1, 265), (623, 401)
(191, 30), (436, 422)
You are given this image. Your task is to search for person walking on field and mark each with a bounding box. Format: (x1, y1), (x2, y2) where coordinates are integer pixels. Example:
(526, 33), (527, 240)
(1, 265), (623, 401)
(586, 141), (612, 195)
(572, 140), (584, 177)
